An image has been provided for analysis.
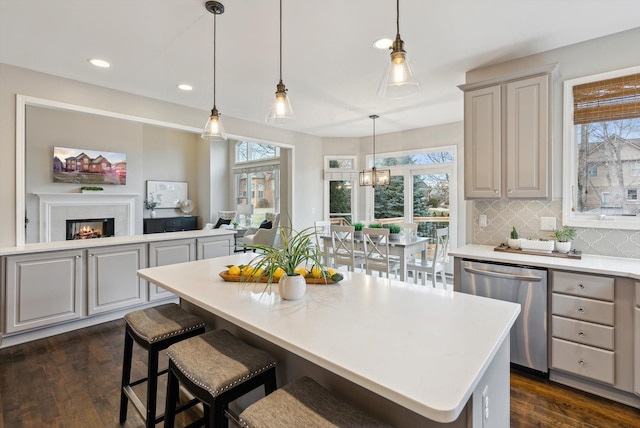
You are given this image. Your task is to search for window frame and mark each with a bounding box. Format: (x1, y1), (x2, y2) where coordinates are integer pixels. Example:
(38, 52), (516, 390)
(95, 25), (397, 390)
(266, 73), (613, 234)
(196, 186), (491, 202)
(562, 65), (640, 230)
(323, 155), (358, 222)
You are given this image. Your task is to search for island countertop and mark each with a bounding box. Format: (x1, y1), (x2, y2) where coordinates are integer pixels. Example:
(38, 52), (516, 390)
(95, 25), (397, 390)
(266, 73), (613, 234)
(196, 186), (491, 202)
(137, 253), (520, 424)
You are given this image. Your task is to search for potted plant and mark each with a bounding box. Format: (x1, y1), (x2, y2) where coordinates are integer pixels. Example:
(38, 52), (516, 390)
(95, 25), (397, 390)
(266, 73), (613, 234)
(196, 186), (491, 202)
(232, 221), (239, 229)
(553, 225), (577, 253)
(353, 222), (364, 239)
(244, 226), (332, 300)
(508, 226), (520, 249)
(144, 198), (159, 218)
(384, 223), (402, 240)
(81, 186), (103, 193)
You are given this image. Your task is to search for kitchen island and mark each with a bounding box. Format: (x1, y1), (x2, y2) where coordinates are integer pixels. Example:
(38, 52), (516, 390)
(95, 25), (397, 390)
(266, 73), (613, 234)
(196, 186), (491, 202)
(138, 253), (520, 427)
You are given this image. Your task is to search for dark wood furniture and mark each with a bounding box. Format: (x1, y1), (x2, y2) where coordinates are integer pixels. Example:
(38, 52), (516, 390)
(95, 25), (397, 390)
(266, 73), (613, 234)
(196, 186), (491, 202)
(143, 216), (199, 234)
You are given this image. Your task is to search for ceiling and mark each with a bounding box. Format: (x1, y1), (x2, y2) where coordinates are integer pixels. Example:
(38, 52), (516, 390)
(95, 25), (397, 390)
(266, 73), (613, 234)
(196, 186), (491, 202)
(1, 0), (639, 138)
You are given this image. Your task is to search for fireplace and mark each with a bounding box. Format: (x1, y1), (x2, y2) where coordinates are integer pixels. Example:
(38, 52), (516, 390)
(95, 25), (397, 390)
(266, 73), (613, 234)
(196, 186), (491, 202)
(66, 218), (115, 240)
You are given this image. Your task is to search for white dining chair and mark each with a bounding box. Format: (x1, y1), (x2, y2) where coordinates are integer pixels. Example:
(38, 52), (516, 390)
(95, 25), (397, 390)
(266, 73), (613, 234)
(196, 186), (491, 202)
(362, 227), (400, 278)
(407, 227), (449, 288)
(330, 225), (365, 272)
(314, 220), (332, 266)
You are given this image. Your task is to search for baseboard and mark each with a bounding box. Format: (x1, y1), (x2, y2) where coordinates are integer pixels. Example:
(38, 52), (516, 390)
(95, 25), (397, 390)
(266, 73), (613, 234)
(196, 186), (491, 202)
(549, 369), (640, 409)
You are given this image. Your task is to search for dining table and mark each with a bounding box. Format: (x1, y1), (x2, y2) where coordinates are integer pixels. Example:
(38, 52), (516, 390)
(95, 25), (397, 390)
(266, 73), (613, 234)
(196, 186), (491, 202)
(321, 234), (429, 281)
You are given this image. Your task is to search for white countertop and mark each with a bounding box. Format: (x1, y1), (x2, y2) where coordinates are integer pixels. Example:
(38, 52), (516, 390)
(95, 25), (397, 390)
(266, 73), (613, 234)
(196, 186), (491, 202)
(0, 229), (236, 256)
(450, 245), (640, 280)
(137, 253), (520, 423)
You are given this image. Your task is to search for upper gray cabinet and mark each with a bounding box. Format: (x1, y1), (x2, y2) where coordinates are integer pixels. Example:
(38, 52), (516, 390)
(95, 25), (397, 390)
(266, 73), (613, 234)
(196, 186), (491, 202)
(460, 66), (555, 199)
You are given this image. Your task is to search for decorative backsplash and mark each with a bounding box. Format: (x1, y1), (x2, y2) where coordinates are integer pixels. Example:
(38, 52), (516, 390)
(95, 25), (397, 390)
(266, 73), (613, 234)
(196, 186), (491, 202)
(472, 200), (640, 259)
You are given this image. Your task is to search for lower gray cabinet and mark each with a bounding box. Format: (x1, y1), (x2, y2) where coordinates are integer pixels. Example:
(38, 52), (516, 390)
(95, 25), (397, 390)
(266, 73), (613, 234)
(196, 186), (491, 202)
(197, 236), (233, 260)
(635, 282), (639, 396)
(148, 239), (195, 300)
(87, 244), (147, 315)
(5, 250), (83, 333)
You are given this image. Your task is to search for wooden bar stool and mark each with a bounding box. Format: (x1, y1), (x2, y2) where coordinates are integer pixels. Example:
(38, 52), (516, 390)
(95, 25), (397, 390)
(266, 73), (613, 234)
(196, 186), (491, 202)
(119, 303), (206, 428)
(237, 376), (392, 427)
(164, 329), (277, 428)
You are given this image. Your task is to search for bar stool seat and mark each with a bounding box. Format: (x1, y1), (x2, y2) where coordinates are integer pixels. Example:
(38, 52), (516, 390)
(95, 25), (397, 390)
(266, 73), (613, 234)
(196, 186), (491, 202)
(164, 329), (277, 428)
(119, 303), (206, 428)
(237, 376), (392, 427)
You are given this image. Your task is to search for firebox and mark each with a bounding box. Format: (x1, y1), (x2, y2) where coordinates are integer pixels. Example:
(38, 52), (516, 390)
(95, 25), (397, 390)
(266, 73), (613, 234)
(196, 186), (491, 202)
(66, 218), (115, 240)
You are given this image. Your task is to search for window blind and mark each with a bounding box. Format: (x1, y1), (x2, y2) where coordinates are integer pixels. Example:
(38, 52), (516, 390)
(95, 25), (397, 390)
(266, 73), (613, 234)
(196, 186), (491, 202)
(573, 73), (640, 124)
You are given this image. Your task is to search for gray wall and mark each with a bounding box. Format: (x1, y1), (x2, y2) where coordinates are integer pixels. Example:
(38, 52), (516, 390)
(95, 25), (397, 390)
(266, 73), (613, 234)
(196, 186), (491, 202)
(465, 27), (640, 258)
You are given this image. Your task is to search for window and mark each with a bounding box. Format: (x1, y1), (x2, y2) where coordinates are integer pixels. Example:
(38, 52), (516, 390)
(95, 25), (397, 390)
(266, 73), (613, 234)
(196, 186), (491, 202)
(563, 66), (640, 229)
(324, 156), (358, 223)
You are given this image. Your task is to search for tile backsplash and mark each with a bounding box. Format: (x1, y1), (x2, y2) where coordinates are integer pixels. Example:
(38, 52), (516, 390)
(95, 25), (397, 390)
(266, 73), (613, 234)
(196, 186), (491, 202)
(472, 200), (640, 259)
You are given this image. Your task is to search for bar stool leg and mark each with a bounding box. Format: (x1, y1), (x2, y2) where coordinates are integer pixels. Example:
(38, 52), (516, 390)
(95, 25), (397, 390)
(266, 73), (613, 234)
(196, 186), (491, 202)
(164, 367), (179, 428)
(119, 331), (134, 423)
(145, 346), (159, 428)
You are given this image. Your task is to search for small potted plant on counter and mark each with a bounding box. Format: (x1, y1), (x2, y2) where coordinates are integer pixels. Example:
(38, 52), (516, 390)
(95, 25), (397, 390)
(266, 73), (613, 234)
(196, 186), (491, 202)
(353, 222), (364, 239)
(553, 225), (576, 253)
(384, 223), (402, 240)
(144, 197), (159, 218)
(508, 226), (520, 249)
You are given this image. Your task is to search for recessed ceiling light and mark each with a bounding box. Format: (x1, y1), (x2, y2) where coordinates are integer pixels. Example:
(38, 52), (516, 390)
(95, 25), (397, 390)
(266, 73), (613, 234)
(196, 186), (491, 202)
(88, 58), (111, 68)
(373, 38), (393, 50)
(177, 83), (193, 91)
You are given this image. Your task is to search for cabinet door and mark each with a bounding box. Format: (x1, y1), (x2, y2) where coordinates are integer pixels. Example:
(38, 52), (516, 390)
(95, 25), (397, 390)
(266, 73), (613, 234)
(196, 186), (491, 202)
(144, 218), (165, 234)
(635, 281), (639, 396)
(87, 244), (147, 315)
(197, 236), (233, 260)
(182, 216), (198, 231)
(5, 250), (83, 333)
(505, 74), (550, 198)
(148, 239), (195, 300)
(464, 85), (502, 199)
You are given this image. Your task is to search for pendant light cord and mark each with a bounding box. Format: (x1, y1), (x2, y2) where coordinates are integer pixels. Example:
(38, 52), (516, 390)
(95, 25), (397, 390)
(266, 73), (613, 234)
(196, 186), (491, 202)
(279, 0), (283, 82)
(396, 0), (400, 37)
(213, 13), (217, 108)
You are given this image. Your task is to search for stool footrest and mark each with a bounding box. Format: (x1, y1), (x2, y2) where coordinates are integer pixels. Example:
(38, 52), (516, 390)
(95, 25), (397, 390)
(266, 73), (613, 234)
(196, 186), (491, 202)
(129, 367), (169, 388)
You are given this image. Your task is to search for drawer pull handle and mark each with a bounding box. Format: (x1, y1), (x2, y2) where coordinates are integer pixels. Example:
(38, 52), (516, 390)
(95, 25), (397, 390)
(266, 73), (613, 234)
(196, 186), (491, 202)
(577, 307), (585, 314)
(578, 284), (585, 289)
(578, 331), (585, 337)
(579, 359), (585, 366)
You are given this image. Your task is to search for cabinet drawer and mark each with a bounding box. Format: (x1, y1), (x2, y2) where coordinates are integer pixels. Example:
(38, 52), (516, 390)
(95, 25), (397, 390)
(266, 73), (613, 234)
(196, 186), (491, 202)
(552, 293), (614, 325)
(164, 218), (182, 231)
(552, 315), (614, 350)
(552, 338), (614, 385)
(552, 271), (614, 301)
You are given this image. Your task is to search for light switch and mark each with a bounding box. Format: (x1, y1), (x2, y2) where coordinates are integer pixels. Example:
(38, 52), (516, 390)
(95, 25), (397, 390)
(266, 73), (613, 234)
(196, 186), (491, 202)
(479, 214), (488, 228)
(540, 217), (556, 231)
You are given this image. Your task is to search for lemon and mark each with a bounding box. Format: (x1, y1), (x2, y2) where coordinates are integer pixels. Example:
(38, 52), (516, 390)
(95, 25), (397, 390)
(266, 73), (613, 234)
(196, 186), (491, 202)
(252, 267), (264, 278)
(294, 268), (308, 277)
(228, 265), (241, 276)
(241, 266), (254, 277)
(310, 266), (323, 278)
(327, 268), (336, 276)
(273, 268), (286, 280)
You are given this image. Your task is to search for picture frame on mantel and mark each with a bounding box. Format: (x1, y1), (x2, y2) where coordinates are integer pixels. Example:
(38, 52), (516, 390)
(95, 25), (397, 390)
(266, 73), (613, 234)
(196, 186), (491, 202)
(146, 180), (188, 208)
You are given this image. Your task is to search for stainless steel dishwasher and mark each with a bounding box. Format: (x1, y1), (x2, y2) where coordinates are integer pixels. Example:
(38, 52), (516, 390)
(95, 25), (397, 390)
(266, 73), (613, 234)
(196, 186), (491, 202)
(459, 259), (548, 373)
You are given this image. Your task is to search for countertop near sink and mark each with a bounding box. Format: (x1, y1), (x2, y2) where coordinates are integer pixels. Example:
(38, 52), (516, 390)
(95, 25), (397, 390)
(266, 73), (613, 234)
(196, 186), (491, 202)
(450, 245), (640, 280)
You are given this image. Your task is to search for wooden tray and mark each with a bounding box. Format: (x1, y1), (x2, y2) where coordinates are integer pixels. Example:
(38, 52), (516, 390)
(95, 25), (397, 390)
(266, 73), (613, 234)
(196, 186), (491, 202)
(494, 245), (582, 259)
(219, 270), (340, 284)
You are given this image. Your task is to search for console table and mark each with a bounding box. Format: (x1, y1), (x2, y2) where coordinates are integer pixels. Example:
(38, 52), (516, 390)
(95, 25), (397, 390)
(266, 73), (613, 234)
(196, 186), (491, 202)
(144, 216), (199, 234)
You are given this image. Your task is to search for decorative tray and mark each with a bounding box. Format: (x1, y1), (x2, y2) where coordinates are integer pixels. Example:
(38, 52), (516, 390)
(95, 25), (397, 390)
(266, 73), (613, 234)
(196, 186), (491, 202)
(494, 244), (582, 260)
(219, 270), (341, 284)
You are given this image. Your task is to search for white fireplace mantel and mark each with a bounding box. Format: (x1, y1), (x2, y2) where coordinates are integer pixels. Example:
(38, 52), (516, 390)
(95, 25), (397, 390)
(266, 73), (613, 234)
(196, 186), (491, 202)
(34, 192), (139, 242)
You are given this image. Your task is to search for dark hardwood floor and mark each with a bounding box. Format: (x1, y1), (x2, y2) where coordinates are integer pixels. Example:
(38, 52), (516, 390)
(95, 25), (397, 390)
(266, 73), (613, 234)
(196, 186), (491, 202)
(1, 319), (638, 427)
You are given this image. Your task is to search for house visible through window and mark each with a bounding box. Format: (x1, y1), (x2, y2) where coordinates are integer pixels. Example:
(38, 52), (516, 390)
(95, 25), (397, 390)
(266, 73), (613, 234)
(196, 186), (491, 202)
(563, 67), (640, 228)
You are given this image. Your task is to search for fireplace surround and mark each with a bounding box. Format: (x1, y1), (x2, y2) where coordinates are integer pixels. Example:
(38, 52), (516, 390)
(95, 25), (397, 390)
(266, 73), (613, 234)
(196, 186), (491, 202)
(35, 192), (137, 242)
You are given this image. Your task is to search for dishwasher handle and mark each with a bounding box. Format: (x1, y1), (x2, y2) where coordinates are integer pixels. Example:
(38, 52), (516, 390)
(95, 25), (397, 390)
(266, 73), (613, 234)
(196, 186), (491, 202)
(463, 266), (543, 282)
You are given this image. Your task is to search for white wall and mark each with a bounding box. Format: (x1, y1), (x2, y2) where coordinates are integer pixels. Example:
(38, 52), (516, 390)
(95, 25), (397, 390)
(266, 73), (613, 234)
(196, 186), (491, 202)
(0, 63), (323, 246)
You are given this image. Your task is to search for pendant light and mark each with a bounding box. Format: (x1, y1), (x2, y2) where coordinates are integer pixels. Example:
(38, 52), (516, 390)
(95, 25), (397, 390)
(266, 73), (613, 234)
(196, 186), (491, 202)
(202, 1), (227, 141)
(266, 0), (294, 125)
(378, 0), (420, 99)
(359, 115), (390, 188)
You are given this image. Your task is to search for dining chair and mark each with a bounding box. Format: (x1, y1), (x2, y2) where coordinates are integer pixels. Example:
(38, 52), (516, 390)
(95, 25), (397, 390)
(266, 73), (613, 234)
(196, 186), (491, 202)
(314, 220), (332, 266)
(362, 227), (400, 278)
(406, 227), (449, 288)
(330, 225), (365, 272)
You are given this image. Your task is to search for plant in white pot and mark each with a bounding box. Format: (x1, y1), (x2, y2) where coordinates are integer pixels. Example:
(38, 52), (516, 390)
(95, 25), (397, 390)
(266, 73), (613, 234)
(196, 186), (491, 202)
(244, 226), (336, 300)
(553, 225), (576, 253)
(508, 226), (520, 249)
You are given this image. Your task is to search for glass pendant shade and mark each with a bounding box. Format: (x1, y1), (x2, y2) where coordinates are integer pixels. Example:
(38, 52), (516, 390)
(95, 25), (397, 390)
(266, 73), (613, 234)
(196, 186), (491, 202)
(201, 107), (226, 141)
(378, 41), (420, 99)
(360, 114), (390, 188)
(266, 81), (294, 125)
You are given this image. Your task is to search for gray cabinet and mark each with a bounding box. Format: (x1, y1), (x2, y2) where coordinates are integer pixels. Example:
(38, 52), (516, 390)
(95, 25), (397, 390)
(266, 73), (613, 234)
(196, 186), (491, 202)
(461, 70), (552, 199)
(148, 239), (195, 300)
(87, 244), (147, 315)
(197, 236), (233, 260)
(635, 282), (639, 396)
(5, 250), (83, 333)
